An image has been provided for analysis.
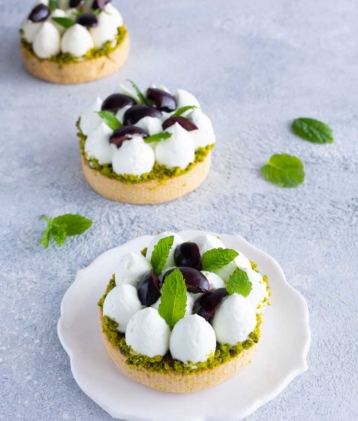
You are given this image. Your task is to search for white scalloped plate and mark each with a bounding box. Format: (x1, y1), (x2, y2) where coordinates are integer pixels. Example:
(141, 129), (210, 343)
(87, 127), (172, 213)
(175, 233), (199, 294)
(58, 230), (310, 421)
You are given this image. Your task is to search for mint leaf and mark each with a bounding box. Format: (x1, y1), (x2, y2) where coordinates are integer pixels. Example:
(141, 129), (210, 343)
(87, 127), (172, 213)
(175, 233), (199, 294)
(172, 105), (198, 117)
(40, 219), (52, 249)
(127, 80), (147, 105)
(292, 118), (333, 144)
(97, 111), (122, 130)
(226, 268), (252, 297)
(158, 268), (187, 328)
(202, 248), (238, 272)
(151, 236), (174, 275)
(52, 214), (92, 236)
(51, 17), (76, 28)
(144, 132), (172, 143)
(49, 0), (59, 11)
(51, 223), (67, 247)
(261, 154), (305, 188)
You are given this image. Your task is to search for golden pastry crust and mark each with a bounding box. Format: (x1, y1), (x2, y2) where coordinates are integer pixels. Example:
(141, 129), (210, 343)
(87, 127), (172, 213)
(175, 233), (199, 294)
(82, 153), (212, 205)
(99, 311), (256, 393)
(20, 35), (129, 84)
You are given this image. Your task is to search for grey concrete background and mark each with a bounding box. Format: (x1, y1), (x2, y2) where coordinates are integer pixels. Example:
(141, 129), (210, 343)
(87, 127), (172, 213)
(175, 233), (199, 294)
(1, 0), (357, 420)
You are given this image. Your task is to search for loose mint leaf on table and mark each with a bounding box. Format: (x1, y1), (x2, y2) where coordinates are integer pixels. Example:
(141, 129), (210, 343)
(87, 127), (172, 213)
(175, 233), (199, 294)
(261, 154), (305, 188)
(144, 132), (172, 143)
(49, 0), (59, 11)
(51, 17), (76, 28)
(158, 268), (187, 328)
(97, 111), (122, 130)
(202, 248), (238, 272)
(151, 236), (174, 275)
(172, 105), (198, 117)
(226, 268), (252, 297)
(40, 214), (92, 248)
(292, 118), (333, 144)
(127, 80), (148, 105)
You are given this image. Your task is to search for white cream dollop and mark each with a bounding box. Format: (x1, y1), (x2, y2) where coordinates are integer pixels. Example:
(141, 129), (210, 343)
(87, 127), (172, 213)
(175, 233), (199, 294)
(90, 10), (118, 48)
(247, 270), (269, 313)
(212, 294), (257, 345)
(175, 89), (201, 116)
(214, 250), (252, 283)
(80, 97), (103, 136)
(152, 292), (194, 316)
(61, 24), (94, 57)
(191, 234), (225, 256)
(170, 315), (216, 364)
(104, 3), (123, 27)
(155, 123), (195, 170)
(103, 284), (143, 333)
(126, 308), (170, 357)
(112, 136), (155, 176)
(146, 232), (184, 272)
(134, 116), (162, 136)
(114, 252), (152, 287)
(22, 20), (43, 43)
(84, 122), (114, 165)
(33, 22), (61, 59)
(190, 109), (216, 149)
(50, 9), (67, 34)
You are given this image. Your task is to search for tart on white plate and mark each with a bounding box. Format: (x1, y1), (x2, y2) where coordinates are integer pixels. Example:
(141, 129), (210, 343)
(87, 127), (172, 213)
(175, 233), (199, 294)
(78, 82), (215, 204)
(20, 0), (129, 84)
(98, 232), (270, 393)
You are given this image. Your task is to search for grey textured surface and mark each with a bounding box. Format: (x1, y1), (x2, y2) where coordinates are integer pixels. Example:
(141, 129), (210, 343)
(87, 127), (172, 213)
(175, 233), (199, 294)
(0, 0), (357, 420)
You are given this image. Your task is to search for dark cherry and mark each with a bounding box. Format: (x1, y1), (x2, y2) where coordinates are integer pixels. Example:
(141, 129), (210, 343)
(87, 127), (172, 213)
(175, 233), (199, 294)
(109, 126), (148, 148)
(102, 94), (136, 114)
(70, 0), (85, 7)
(28, 4), (50, 22)
(137, 270), (161, 307)
(193, 288), (228, 321)
(146, 88), (177, 113)
(174, 242), (202, 270)
(162, 116), (198, 132)
(92, 0), (111, 10)
(76, 14), (98, 28)
(123, 105), (162, 126)
(163, 267), (209, 294)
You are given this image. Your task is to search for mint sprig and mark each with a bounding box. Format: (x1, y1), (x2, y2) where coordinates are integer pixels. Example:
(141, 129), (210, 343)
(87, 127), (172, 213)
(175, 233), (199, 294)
(49, 0), (59, 11)
(172, 105), (198, 117)
(292, 118), (333, 144)
(151, 236), (174, 275)
(158, 268), (187, 328)
(226, 268), (252, 297)
(144, 132), (173, 143)
(127, 80), (147, 105)
(51, 17), (76, 28)
(97, 111), (122, 130)
(261, 153), (305, 188)
(40, 214), (92, 249)
(202, 248), (238, 272)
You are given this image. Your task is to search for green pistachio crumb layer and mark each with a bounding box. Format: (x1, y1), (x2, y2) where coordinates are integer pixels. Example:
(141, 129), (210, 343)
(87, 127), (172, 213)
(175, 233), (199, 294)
(77, 119), (214, 185)
(98, 260), (269, 375)
(20, 26), (127, 64)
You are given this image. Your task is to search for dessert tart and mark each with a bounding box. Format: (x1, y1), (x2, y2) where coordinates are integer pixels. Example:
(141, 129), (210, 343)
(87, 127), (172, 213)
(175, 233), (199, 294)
(20, 0), (129, 84)
(78, 82), (215, 204)
(98, 232), (271, 393)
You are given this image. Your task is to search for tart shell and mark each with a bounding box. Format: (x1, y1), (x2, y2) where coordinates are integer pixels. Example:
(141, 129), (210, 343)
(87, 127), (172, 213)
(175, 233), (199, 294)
(99, 311), (257, 394)
(82, 153), (212, 205)
(20, 35), (129, 84)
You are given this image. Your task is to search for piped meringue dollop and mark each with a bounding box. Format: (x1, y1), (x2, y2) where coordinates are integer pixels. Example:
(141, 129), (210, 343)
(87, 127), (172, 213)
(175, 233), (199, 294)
(175, 89), (201, 115)
(191, 234), (225, 256)
(170, 314), (216, 364)
(146, 232), (184, 272)
(155, 123), (195, 170)
(247, 270), (269, 312)
(104, 3), (124, 27)
(22, 20), (43, 43)
(80, 97), (103, 135)
(212, 294), (257, 345)
(112, 136), (155, 176)
(32, 22), (61, 59)
(103, 284), (143, 333)
(114, 252), (152, 287)
(61, 23), (94, 57)
(90, 10), (118, 48)
(126, 308), (170, 357)
(84, 122), (114, 165)
(134, 116), (163, 136)
(190, 109), (216, 149)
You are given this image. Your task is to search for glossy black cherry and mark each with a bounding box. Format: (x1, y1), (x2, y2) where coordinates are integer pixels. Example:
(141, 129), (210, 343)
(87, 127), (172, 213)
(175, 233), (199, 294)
(137, 270), (161, 307)
(28, 4), (50, 22)
(193, 288), (228, 321)
(102, 94), (136, 114)
(162, 267), (209, 294)
(109, 126), (148, 148)
(76, 14), (98, 28)
(162, 116), (198, 132)
(174, 242), (202, 270)
(147, 88), (177, 113)
(70, 0), (85, 7)
(123, 105), (162, 126)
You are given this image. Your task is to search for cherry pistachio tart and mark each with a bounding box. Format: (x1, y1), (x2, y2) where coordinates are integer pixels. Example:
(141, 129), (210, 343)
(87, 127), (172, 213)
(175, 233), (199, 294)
(20, 0), (129, 84)
(78, 82), (216, 204)
(98, 232), (271, 393)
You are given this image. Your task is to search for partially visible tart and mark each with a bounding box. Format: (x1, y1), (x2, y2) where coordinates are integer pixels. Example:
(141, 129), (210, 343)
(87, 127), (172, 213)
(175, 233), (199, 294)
(98, 232), (271, 393)
(78, 82), (216, 204)
(20, 0), (129, 84)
